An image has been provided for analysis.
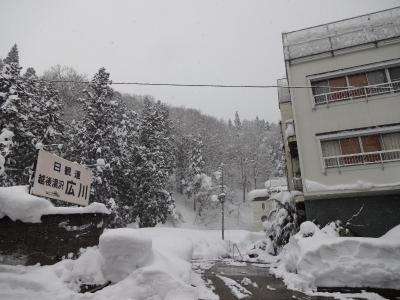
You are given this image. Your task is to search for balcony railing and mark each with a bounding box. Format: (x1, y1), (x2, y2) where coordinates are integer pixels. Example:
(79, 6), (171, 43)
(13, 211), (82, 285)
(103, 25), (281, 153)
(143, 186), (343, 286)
(323, 149), (400, 168)
(314, 80), (400, 105)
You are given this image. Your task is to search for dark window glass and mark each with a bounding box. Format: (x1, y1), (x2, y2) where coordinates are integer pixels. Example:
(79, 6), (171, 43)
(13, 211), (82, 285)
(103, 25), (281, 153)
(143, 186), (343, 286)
(367, 69), (387, 85)
(312, 80), (329, 95)
(389, 66), (400, 81)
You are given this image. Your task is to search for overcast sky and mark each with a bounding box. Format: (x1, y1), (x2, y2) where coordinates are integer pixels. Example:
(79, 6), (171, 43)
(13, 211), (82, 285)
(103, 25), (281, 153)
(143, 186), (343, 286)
(1, 0), (399, 122)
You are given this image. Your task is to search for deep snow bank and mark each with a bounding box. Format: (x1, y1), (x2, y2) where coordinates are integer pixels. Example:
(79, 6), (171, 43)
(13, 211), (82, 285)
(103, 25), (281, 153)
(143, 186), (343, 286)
(0, 185), (109, 223)
(0, 227), (262, 300)
(273, 221), (400, 291)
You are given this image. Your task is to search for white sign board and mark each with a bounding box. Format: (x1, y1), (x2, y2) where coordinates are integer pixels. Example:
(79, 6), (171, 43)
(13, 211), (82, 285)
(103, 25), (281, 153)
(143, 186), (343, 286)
(30, 150), (92, 206)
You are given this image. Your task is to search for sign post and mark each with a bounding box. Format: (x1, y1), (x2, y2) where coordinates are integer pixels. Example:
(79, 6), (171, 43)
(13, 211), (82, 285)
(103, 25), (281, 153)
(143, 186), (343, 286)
(30, 150), (92, 206)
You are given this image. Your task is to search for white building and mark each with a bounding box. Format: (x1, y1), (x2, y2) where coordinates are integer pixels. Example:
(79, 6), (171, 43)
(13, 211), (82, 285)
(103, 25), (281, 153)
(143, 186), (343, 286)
(280, 6), (400, 236)
(249, 177), (287, 231)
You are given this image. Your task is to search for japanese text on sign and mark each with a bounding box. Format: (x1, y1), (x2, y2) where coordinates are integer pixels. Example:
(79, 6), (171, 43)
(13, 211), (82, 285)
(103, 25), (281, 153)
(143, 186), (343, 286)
(30, 150), (92, 206)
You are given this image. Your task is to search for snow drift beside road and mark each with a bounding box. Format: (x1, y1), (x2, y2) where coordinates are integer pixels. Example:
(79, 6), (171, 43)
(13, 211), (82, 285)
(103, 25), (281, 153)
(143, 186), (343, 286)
(273, 221), (400, 291)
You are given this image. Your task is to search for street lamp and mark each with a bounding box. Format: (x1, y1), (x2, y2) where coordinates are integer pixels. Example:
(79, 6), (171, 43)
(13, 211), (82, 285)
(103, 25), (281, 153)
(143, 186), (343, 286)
(217, 163), (226, 240)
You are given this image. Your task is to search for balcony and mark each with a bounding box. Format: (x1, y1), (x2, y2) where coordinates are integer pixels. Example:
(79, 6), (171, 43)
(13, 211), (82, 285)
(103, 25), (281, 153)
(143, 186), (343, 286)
(314, 80), (400, 105)
(323, 149), (400, 168)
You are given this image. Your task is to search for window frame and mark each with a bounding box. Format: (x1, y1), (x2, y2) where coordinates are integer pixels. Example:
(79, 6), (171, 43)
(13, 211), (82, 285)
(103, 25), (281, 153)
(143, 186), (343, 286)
(310, 63), (400, 106)
(320, 130), (400, 169)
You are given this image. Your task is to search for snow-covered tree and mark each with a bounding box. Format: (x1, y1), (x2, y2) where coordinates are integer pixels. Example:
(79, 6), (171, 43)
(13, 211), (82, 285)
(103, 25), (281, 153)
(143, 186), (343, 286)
(0, 45), (64, 186)
(184, 135), (206, 210)
(67, 67), (123, 209)
(130, 99), (176, 227)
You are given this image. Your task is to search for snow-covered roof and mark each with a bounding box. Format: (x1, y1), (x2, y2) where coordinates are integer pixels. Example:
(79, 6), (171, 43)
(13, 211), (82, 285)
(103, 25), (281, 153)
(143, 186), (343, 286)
(265, 177), (287, 189)
(248, 189), (270, 201)
(283, 6), (400, 61)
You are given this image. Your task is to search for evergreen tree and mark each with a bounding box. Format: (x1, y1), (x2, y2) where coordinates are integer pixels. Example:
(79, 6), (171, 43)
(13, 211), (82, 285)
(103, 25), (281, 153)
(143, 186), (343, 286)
(132, 99), (175, 227)
(185, 134), (206, 210)
(68, 67), (123, 208)
(0, 46), (64, 186)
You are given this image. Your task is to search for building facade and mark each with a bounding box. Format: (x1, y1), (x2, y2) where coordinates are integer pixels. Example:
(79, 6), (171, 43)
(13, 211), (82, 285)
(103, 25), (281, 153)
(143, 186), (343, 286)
(279, 7), (400, 236)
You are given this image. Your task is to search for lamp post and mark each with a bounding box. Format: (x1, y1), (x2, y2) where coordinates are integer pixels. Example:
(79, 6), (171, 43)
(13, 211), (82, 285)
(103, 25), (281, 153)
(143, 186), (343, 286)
(217, 163), (226, 240)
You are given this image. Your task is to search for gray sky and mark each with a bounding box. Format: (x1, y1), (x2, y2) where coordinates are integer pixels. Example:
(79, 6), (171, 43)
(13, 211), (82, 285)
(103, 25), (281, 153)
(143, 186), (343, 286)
(1, 0), (399, 122)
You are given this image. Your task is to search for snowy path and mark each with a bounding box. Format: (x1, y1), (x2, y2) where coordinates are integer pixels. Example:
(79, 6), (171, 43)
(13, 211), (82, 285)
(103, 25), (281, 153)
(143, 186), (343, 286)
(194, 261), (398, 300)
(200, 261), (334, 300)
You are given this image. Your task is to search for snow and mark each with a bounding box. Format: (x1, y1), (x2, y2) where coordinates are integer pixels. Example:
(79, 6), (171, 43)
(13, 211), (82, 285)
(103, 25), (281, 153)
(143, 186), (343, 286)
(0, 226), (262, 300)
(285, 120), (295, 138)
(35, 142), (44, 150)
(265, 177), (287, 189)
(269, 190), (301, 205)
(305, 179), (400, 193)
(272, 222), (400, 291)
(248, 188), (270, 201)
(0, 186), (109, 223)
(283, 7), (400, 60)
(0, 128), (14, 175)
(99, 228), (153, 282)
(241, 277), (258, 288)
(216, 275), (252, 299)
(248, 179), (289, 201)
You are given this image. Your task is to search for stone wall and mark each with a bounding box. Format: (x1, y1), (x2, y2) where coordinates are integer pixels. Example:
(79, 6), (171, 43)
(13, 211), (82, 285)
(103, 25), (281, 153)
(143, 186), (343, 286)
(0, 213), (108, 265)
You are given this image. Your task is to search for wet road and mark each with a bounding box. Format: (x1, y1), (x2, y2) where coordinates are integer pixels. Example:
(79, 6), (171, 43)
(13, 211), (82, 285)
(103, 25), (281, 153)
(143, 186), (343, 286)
(201, 262), (400, 300)
(203, 262), (334, 300)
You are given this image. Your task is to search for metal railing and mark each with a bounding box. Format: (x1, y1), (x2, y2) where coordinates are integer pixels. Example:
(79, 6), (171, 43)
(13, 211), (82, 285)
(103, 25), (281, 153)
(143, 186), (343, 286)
(283, 7), (400, 60)
(314, 80), (400, 105)
(323, 149), (400, 168)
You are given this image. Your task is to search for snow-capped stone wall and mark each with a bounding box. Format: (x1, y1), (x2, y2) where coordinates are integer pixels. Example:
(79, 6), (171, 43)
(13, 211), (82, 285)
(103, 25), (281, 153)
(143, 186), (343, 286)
(0, 186), (110, 265)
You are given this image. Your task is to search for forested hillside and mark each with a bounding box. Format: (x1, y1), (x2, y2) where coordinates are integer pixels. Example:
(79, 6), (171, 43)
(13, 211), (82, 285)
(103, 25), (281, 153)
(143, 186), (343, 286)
(0, 44), (283, 228)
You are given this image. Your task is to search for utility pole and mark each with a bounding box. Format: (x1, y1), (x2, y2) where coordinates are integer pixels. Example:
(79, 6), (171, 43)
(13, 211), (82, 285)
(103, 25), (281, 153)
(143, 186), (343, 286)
(217, 163), (226, 240)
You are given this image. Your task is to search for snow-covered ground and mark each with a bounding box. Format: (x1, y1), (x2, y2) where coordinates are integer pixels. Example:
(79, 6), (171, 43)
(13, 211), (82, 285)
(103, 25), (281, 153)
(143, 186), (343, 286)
(271, 221), (400, 292)
(1, 187), (400, 300)
(160, 191), (254, 230)
(0, 227), (263, 300)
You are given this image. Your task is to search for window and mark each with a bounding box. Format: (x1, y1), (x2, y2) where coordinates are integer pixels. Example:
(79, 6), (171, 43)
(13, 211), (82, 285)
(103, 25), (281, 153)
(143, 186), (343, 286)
(361, 135), (382, 162)
(340, 138), (361, 154)
(311, 65), (399, 105)
(261, 203), (265, 210)
(321, 131), (400, 168)
(348, 73), (367, 98)
(340, 137), (361, 165)
(389, 66), (400, 81)
(367, 70), (387, 85)
(389, 66), (400, 92)
(328, 77), (348, 102)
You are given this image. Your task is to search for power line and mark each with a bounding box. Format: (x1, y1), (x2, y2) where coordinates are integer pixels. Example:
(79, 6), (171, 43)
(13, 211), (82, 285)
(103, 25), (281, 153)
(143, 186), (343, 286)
(14, 78), (349, 89)
(1, 75), (392, 90)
